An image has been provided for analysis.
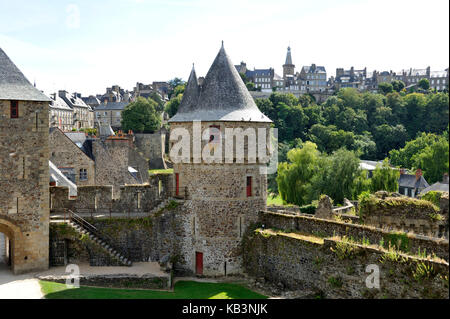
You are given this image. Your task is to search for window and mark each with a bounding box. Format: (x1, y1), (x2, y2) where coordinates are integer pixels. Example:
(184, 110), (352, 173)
(79, 168), (88, 181)
(246, 176), (252, 197)
(10, 100), (19, 118)
(209, 125), (220, 143)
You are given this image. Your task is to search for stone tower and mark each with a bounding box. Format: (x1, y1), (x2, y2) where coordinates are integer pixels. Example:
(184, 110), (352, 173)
(0, 48), (51, 274)
(282, 46), (295, 79)
(168, 43), (272, 276)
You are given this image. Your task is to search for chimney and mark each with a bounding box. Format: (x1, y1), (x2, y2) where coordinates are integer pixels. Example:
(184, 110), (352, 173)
(443, 173), (449, 184)
(415, 168), (423, 181)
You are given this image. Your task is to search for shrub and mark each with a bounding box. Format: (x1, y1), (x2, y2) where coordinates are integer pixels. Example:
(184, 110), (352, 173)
(299, 203), (317, 214)
(421, 191), (443, 208)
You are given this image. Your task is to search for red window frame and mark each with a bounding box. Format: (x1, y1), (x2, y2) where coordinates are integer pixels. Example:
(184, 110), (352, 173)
(246, 176), (252, 197)
(10, 100), (19, 118)
(175, 173), (180, 196)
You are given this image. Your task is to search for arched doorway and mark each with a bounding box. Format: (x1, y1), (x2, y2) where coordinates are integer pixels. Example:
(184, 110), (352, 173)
(0, 219), (20, 274)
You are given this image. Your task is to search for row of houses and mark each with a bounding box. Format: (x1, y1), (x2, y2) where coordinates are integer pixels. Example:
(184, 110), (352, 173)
(236, 46), (449, 102)
(49, 81), (170, 132)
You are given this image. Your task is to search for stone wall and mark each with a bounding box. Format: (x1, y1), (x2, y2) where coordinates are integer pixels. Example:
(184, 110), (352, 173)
(260, 211), (449, 261)
(0, 233), (5, 263)
(50, 173), (173, 214)
(0, 100), (49, 274)
(134, 131), (166, 169)
(360, 192), (448, 238)
(92, 137), (136, 197)
(243, 229), (449, 299)
(49, 128), (95, 185)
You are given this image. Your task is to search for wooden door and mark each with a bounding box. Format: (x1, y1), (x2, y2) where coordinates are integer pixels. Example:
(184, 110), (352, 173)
(195, 252), (203, 275)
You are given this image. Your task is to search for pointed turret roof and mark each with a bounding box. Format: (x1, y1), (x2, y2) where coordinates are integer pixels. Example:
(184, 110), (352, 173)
(0, 48), (50, 101)
(176, 64), (200, 114)
(169, 44), (271, 123)
(284, 46), (293, 65)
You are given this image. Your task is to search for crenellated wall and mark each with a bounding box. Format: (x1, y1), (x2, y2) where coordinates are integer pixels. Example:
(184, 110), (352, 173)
(50, 174), (173, 214)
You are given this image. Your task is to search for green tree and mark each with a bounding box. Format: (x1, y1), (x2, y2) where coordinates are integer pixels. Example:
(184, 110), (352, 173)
(418, 78), (430, 90)
(412, 135), (449, 184)
(372, 124), (408, 158)
(310, 148), (361, 204)
(165, 94), (183, 118)
(369, 159), (399, 192)
(378, 82), (394, 95)
(121, 97), (161, 133)
(148, 92), (165, 112)
(391, 80), (405, 92)
(352, 170), (372, 199)
(277, 142), (320, 206)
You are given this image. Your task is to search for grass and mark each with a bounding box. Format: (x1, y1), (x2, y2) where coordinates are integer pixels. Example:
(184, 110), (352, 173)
(267, 194), (284, 206)
(148, 168), (173, 175)
(39, 280), (267, 299)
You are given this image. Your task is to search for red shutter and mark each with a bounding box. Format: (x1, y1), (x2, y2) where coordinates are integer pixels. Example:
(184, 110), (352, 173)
(246, 176), (252, 197)
(195, 252), (203, 275)
(175, 173), (179, 196)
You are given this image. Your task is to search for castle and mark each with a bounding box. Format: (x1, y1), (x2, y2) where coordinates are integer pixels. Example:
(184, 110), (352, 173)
(167, 43), (272, 275)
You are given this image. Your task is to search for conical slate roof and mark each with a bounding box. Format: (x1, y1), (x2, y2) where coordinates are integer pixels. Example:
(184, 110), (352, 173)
(0, 47), (50, 101)
(176, 64), (200, 114)
(169, 44), (271, 123)
(284, 46), (293, 65)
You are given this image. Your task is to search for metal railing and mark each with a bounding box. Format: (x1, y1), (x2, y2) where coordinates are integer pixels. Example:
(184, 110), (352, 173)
(65, 209), (130, 260)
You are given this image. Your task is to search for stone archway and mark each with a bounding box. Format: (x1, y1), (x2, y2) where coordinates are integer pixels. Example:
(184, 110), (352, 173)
(0, 218), (22, 274)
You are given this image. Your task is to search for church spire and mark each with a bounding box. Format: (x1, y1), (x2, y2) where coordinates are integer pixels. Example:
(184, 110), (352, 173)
(285, 46), (293, 65)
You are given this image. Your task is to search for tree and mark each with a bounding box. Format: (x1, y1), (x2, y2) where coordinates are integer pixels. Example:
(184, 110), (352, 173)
(310, 148), (361, 204)
(121, 97), (161, 133)
(277, 142), (320, 206)
(378, 82), (394, 95)
(164, 94), (183, 118)
(391, 80), (405, 92)
(372, 124), (408, 158)
(168, 78), (185, 98)
(246, 82), (255, 91)
(369, 159), (399, 192)
(148, 92), (165, 112)
(412, 135), (449, 184)
(418, 78), (430, 90)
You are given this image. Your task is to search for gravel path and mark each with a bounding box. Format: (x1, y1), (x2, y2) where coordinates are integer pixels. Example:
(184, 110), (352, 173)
(0, 264), (43, 299)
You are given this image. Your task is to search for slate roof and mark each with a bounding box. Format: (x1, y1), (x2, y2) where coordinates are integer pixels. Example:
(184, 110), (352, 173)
(0, 47), (51, 101)
(49, 161), (77, 196)
(302, 65), (326, 74)
(420, 182), (449, 195)
(50, 94), (73, 111)
(398, 174), (430, 189)
(169, 44), (272, 123)
(284, 46), (293, 65)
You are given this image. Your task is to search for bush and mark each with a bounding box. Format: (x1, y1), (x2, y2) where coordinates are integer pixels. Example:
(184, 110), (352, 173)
(299, 203), (317, 214)
(421, 191), (443, 208)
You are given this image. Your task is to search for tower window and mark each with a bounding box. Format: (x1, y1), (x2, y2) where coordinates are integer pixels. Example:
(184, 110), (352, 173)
(10, 100), (19, 118)
(246, 176), (252, 197)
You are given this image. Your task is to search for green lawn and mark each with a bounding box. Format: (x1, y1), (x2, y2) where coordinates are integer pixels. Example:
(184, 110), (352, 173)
(148, 168), (174, 175)
(39, 280), (267, 299)
(267, 194), (284, 206)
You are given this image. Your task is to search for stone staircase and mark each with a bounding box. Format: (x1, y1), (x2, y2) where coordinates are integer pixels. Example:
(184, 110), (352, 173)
(67, 214), (132, 267)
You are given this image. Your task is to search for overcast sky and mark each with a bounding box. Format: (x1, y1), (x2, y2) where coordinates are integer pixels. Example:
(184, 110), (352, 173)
(0, 0), (448, 96)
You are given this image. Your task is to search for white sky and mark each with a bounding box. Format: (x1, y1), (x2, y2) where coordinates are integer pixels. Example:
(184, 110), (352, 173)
(0, 0), (448, 96)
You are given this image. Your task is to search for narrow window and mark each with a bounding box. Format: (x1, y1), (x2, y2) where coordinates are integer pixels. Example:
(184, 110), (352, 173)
(79, 168), (87, 181)
(246, 176), (252, 197)
(175, 173), (179, 196)
(137, 192), (141, 209)
(10, 101), (19, 118)
(35, 111), (39, 129)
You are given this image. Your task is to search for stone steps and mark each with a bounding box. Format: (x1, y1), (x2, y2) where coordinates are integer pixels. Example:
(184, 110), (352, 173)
(68, 221), (132, 267)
